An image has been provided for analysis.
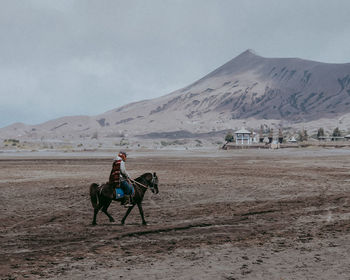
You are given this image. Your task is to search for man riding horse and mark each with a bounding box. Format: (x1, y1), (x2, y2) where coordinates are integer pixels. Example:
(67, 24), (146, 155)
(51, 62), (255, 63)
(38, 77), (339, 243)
(109, 151), (133, 207)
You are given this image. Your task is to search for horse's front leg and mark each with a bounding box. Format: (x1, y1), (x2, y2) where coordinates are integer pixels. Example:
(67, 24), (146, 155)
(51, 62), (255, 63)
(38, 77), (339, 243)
(102, 200), (115, 223)
(137, 203), (147, 225)
(121, 204), (135, 225)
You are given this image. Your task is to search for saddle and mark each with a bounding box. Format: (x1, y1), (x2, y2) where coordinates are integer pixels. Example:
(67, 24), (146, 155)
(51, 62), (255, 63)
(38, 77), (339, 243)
(112, 186), (135, 200)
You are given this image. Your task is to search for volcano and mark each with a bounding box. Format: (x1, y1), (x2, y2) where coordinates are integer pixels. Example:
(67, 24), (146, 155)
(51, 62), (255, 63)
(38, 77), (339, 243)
(2, 50), (350, 142)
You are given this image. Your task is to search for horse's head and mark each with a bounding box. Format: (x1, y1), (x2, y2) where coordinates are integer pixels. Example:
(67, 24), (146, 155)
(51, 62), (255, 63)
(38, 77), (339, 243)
(136, 172), (159, 194)
(150, 172), (159, 194)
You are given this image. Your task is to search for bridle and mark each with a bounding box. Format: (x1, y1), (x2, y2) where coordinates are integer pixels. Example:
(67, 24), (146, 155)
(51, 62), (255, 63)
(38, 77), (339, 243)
(130, 174), (157, 191)
(151, 174), (157, 189)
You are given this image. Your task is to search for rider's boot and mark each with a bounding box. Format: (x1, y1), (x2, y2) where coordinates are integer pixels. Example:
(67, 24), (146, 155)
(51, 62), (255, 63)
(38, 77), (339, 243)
(123, 195), (133, 207)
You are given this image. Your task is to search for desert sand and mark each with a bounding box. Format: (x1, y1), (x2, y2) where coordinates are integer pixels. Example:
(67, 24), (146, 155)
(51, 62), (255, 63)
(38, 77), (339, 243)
(1, 148), (350, 279)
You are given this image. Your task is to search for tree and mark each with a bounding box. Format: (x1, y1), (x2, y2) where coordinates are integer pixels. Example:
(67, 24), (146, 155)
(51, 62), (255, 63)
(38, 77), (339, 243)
(332, 127), (341, 137)
(225, 132), (234, 143)
(317, 128), (325, 139)
(278, 128), (284, 144)
(259, 125), (264, 143)
(298, 130), (303, 141)
(298, 129), (308, 142)
(268, 128), (273, 143)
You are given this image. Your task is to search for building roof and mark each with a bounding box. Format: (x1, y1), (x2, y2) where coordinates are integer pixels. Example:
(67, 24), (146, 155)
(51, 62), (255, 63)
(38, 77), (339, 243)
(345, 134), (350, 138)
(235, 128), (251, 134)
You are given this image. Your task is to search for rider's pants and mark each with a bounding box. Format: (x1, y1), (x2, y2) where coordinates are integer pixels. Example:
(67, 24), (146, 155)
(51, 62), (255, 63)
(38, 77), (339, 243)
(120, 180), (133, 195)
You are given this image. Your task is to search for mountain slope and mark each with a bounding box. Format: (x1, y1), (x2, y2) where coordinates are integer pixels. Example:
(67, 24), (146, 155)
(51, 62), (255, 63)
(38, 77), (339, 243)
(147, 49), (350, 121)
(1, 49), (350, 142)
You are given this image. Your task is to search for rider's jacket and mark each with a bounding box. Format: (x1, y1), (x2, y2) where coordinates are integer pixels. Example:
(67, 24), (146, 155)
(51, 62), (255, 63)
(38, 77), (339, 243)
(109, 155), (129, 185)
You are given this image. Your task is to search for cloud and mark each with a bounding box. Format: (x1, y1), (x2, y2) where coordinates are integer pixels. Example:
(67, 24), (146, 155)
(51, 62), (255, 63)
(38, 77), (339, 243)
(1, 0), (350, 127)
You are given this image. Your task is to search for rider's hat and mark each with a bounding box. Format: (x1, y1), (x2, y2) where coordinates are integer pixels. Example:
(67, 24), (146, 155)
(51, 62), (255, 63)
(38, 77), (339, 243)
(118, 151), (127, 160)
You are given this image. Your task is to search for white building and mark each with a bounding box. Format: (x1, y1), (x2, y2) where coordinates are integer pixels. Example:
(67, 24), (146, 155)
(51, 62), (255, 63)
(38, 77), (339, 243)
(288, 136), (297, 143)
(235, 128), (252, 145)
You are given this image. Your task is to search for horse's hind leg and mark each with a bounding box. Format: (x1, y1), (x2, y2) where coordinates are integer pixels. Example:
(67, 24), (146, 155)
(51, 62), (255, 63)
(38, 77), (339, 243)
(92, 198), (106, 225)
(92, 205), (102, 225)
(121, 204), (135, 225)
(102, 200), (115, 223)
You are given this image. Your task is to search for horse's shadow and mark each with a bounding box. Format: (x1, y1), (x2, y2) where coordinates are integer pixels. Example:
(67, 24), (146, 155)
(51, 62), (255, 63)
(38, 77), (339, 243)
(88, 222), (148, 227)
(106, 222), (143, 226)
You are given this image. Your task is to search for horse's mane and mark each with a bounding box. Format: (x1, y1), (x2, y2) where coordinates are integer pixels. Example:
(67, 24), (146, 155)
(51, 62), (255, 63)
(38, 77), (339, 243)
(135, 172), (152, 182)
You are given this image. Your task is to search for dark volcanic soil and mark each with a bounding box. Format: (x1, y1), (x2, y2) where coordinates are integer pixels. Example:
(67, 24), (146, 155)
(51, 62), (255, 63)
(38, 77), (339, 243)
(1, 149), (350, 279)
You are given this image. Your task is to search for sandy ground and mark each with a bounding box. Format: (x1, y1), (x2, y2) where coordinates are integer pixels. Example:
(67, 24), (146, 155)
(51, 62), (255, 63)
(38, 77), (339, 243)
(1, 148), (350, 279)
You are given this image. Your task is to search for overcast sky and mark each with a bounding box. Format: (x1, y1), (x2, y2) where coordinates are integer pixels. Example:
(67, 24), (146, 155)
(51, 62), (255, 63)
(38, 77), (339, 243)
(1, 0), (350, 128)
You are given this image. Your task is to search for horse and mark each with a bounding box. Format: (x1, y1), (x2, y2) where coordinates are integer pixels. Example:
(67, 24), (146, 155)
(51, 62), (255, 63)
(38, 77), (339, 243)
(89, 172), (159, 226)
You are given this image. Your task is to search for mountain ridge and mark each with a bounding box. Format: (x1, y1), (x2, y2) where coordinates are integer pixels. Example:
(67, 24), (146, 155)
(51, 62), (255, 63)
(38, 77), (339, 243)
(1, 49), (350, 143)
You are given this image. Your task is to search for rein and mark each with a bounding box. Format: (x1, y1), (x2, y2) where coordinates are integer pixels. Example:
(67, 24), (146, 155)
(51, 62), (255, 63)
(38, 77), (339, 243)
(130, 178), (149, 189)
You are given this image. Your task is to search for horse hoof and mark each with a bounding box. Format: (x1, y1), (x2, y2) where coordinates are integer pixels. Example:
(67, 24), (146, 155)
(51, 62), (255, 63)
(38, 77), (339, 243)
(110, 218), (115, 223)
(92, 222), (97, 226)
(120, 221), (125, 226)
(142, 222), (147, 226)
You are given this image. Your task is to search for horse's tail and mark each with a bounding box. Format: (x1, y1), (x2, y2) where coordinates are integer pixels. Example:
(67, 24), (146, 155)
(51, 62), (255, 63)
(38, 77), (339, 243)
(89, 183), (100, 209)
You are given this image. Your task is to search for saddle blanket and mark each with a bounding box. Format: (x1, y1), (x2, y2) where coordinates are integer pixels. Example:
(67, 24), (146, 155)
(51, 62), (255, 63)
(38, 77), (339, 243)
(115, 188), (125, 198)
(115, 186), (135, 199)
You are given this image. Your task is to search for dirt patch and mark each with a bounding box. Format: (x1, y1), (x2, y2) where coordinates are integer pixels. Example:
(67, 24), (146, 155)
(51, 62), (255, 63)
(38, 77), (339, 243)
(1, 149), (350, 279)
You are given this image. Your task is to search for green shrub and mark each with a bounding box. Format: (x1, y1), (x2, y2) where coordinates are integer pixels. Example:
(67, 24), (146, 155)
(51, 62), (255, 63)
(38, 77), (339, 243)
(224, 133), (234, 143)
